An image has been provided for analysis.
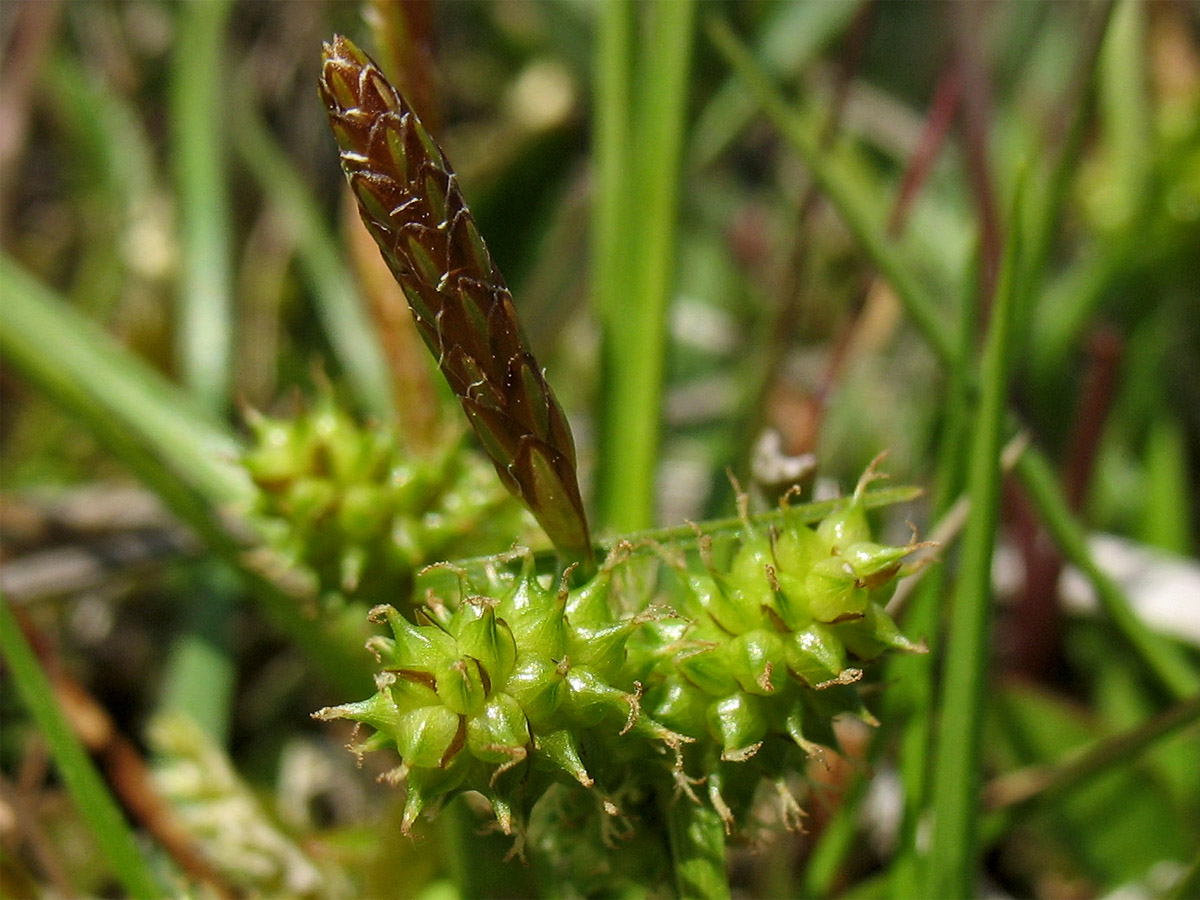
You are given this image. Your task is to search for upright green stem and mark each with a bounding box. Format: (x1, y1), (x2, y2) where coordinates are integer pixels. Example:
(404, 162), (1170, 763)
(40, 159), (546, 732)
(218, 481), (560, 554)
(925, 186), (1022, 899)
(0, 597), (162, 899)
(171, 0), (235, 415)
(595, 0), (696, 533)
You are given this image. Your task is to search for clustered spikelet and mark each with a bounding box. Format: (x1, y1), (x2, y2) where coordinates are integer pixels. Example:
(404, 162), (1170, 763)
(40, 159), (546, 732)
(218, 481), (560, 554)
(243, 395), (529, 607)
(311, 34), (930, 863)
(315, 465), (926, 843)
(318, 35), (592, 566)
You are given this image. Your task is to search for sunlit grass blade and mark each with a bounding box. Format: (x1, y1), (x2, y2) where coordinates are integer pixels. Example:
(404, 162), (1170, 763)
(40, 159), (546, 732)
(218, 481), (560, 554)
(171, 0), (235, 415)
(594, 0), (696, 535)
(0, 596), (162, 899)
(925, 177), (1025, 899)
(706, 16), (957, 369)
(0, 258), (371, 696)
(1, 256), (247, 504)
(319, 35), (592, 567)
(982, 692), (1200, 819)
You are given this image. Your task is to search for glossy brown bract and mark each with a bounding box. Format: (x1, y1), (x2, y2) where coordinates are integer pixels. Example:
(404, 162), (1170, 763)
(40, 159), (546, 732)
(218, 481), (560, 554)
(319, 35), (592, 566)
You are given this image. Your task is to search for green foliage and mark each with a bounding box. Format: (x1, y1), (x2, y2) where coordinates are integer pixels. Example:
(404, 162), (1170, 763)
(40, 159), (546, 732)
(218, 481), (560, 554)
(2, 2), (1198, 898)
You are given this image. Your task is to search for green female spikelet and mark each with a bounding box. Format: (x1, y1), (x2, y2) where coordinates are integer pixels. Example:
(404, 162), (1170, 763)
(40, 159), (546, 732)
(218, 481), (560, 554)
(243, 394), (530, 607)
(316, 465), (926, 839)
(312, 34), (929, 853)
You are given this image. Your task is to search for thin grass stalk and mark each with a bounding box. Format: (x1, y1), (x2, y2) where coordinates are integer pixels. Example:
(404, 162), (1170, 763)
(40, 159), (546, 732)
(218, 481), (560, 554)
(706, 17), (957, 369)
(1013, 449), (1199, 699)
(596, 0), (696, 533)
(688, 0), (865, 170)
(171, 0), (235, 415)
(168, 3), (243, 733)
(0, 258), (247, 503)
(925, 179), (1023, 899)
(591, 0), (632, 524)
(889, 245), (982, 899)
(0, 596), (162, 899)
(1021, 0), (1116, 369)
(231, 85), (393, 420)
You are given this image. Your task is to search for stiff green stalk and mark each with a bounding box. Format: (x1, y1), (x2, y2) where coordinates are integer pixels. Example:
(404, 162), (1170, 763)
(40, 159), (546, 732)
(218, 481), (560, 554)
(925, 184), (1023, 898)
(984, 692), (1200, 823)
(1014, 449), (1199, 700)
(0, 596), (161, 899)
(890, 249), (981, 899)
(595, 0), (696, 533)
(171, 0), (235, 415)
(232, 85), (393, 420)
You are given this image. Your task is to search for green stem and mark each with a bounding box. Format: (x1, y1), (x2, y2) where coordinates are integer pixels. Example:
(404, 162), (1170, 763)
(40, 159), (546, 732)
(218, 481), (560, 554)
(661, 789), (730, 900)
(925, 181), (1023, 899)
(171, 0), (236, 415)
(983, 692), (1200, 820)
(596, 0), (696, 533)
(0, 259), (371, 697)
(0, 596), (162, 899)
(0, 257), (247, 504)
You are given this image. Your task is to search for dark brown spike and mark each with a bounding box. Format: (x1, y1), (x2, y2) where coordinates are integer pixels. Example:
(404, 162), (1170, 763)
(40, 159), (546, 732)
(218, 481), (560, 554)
(319, 35), (593, 567)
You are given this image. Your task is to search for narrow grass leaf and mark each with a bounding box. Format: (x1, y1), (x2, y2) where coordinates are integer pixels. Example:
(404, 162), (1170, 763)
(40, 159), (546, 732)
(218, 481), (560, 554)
(1014, 448), (1200, 699)
(0, 596), (161, 899)
(707, 17), (957, 369)
(926, 179), (1024, 899)
(596, 0), (696, 534)
(171, 0), (236, 415)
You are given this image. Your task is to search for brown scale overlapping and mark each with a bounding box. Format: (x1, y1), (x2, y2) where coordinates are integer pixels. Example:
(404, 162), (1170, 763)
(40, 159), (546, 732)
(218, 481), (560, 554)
(319, 36), (592, 565)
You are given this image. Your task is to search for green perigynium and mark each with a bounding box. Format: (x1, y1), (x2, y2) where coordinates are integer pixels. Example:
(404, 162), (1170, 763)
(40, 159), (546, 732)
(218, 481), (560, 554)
(243, 395), (531, 608)
(315, 466), (926, 841)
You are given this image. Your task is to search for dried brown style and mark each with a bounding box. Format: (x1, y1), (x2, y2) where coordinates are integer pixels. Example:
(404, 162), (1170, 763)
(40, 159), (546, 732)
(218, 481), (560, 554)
(318, 35), (592, 566)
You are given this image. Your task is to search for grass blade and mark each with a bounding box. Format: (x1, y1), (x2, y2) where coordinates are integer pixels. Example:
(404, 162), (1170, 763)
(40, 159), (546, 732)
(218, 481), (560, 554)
(706, 17), (957, 369)
(0, 258), (371, 696)
(171, 0), (235, 414)
(595, 0), (697, 533)
(1014, 448), (1199, 700)
(925, 180), (1024, 899)
(0, 597), (161, 899)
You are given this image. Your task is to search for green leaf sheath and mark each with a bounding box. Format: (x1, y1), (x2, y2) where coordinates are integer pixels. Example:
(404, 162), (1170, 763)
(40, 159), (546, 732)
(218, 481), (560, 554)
(318, 36), (592, 568)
